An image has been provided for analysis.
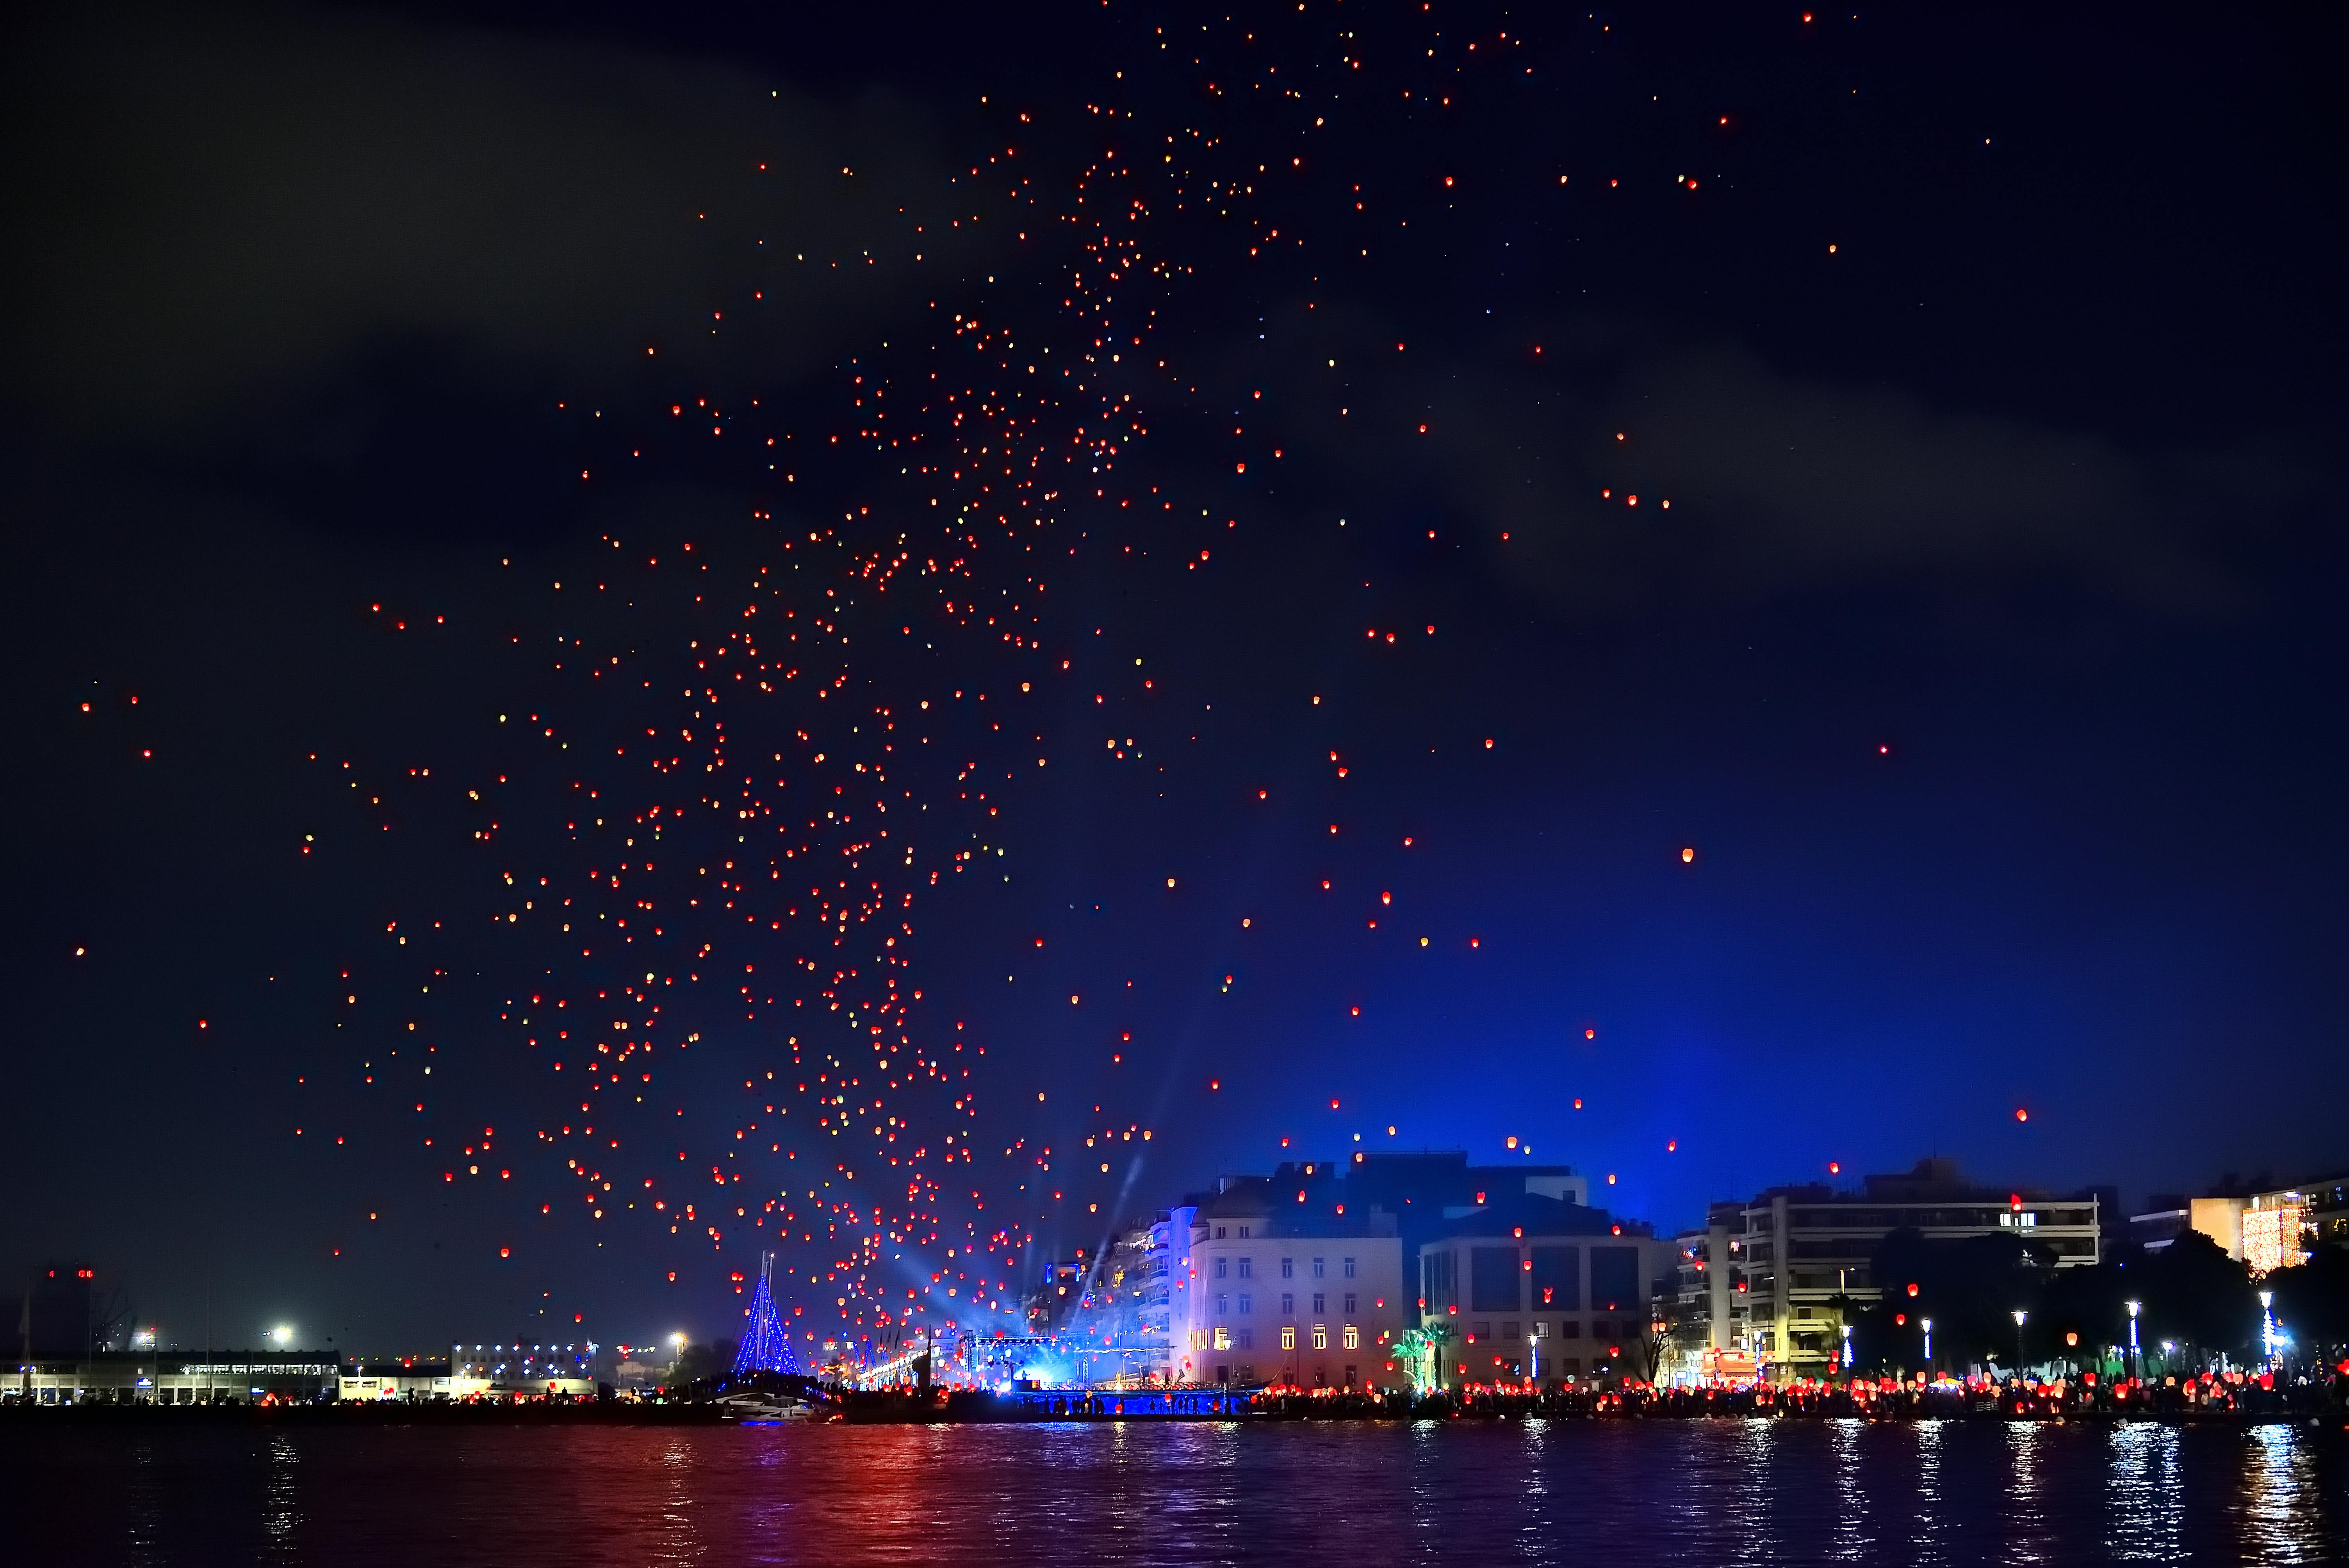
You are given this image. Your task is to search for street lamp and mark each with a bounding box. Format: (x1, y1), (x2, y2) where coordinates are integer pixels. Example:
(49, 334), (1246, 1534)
(2258, 1290), (2276, 1364)
(2124, 1300), (2140, 1379)
(1920, 1319), (1932, 1372)
(1839, 1322), (1852, 1372)
(2010, 1310), (2028, 1375)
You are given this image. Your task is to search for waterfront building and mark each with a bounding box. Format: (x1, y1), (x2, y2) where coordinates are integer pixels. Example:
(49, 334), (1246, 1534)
(1177, 1172), (1405, 1391)
(2130, 1174), (2348, 1271)
(337, 1360), (460, 1400)
(1667, 1201), (1751, 1382)
(2126, 1196), (2194, 1254)
(2132, 1194), (2258, 1260)
(1344, 1150), (1590, 1283)
(1142, 1204), (1197, 1373)
(451, 1342), (599, 1397)
(1731, 1158), (2100, 1383)
(2253, 1172), (2349, 1265)
(1022, 1256), (1089, 1336)
(7, 1348), (341, 1404)
(1415, 1194), (1673, 1389)
(1028, 1223), (1167, 1383)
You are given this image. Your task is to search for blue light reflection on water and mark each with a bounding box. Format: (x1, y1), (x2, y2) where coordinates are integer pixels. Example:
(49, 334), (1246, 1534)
(2, 1420), (2344, 1566)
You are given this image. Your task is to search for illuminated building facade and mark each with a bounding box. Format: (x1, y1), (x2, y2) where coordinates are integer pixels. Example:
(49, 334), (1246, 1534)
(1668, 1202), (1751, 1381)
(2297, 1174), (2349, 1254)
(1735, 1158), (2100, 1383)
(7, 1349), (341, 1405)
(1030, 1224), (1167, 1383)
(1416, 1195), (1673, 1388)
(2242, 1199), (2305, 1275)
(1141, 1205), (1197, 1373)
(337, 1360), (460, 1400)
(2133, 1175), (2349, 1269)
(1177, 1174), (1405, 1390)
(2241, 1174), (2349, 1272)
(451, 1342), (599, 1397)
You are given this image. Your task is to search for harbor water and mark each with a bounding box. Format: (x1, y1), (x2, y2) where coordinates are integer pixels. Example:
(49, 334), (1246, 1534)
(5, 1416), (2346, 1564)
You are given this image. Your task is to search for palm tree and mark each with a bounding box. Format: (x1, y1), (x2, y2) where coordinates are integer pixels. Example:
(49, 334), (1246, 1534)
(1390, 1323), (1454, 1395)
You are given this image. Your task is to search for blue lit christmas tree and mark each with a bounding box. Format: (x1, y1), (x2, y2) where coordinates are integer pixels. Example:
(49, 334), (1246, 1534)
(732, 1253), (799, 1377)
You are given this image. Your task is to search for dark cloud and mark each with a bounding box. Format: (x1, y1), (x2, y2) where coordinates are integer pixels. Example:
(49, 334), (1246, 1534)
(2, 2), (999, 533)
(1223, 304), (2284, 618)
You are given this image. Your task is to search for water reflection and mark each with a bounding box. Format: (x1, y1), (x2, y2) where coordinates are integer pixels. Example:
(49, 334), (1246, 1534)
(10, 1417), (2349, 1566)
(1827, 1418), (1872, 1562)
(2239, 1423), (2336, 1564)
(1516, 1418), (1553, 1565)
(123, 1438), (162, 1568)
(1909, 1420), (1946, 1567)
(650, 1438), (702, 1565)
(2105, 1422), (2181, 1561)
(1406, 1419), (1447, 1564)
(2001, 1422), (2046, 1566)
(263, 1433), (299, 1561)
(1725, 1418), (1774, 1566)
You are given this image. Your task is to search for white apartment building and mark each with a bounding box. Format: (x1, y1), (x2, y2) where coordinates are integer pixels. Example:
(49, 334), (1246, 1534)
(1735, 1158), (2101, 1382)
(1176, 1176), (1406, 1390)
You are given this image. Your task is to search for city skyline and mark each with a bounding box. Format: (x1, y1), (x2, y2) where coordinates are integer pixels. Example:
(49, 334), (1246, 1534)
(3, 0), (2344, 1361)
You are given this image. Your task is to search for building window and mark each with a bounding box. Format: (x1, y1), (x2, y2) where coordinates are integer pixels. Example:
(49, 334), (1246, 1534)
(1344, 1293), (1357, 1315)
(1472, 1321), (1491, 1340)
(1238, 1294), (1253, 1315)
(1215, 1293), (1228, 1317)
(1315, 1366), (1328, 1388)
(1313, 1257), (1326, 1279)
(1343, 1256), (1357, 1278)
(1237, 1256), (1253, 1279)
(1531, 1245), (1581, 1311)
(1212, 1328), (1230, 1351)
(1281, 1293), (1295, 1317)
(1342, 1324), (1360, 1350)
(1215, 1363), (1230, 1382)
(1344, 1365), (1357, 1387)
(1215, 1258), (1228, 1279)
(1504, 1321), (1521, 1340)
(1312, 1324), (1329, 1351)
(1236, 1329), (1254, 1350)
(1281, 1326), (1297, 1351)
(1239, 1225), (1252, 1238)
(1215, 1226), (1226, 1240)
(1281, 1257), (1294, 1279)
(1312, 1292), (1326, 1315)
(1471, 1246), (1522, 1313)
(1423, 1249), (1456, 1310)
(1590, 1245), (1640, 1312)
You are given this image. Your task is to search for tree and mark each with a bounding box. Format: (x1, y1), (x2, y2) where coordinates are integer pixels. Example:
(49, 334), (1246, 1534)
(2266, 1246), (2349, 1365)
(670, 1337), (738, 1386)
(1656, 1291), (1712, 1383)
(2139, 1231), (2258, 1361)
(1866, 1227), (2044, 1371)
(1390, 1324), (1453, 1394)
(2037, 1259), (2136, 1371)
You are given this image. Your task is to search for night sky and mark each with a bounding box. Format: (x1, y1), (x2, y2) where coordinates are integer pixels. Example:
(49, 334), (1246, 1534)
(3, 1), (2341, 1356)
